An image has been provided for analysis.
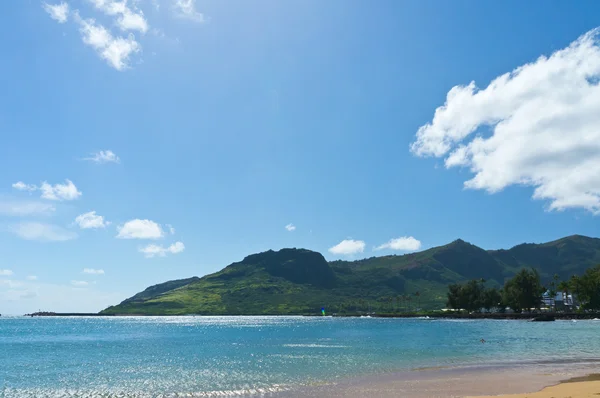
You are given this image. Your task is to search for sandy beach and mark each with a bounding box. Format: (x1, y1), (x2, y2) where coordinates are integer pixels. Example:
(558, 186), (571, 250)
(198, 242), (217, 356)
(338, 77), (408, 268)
(472, 374), (600, 398)
(281, 363), (600, 398)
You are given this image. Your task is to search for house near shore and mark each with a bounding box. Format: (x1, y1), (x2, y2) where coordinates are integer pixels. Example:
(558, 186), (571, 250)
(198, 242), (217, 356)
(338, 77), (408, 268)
(541, 291), (575, 311)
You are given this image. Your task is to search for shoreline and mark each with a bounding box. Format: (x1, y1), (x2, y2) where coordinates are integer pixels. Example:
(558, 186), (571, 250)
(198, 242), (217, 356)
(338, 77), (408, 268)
(278, 360), (600, 397)
(20, 312), (600, 320)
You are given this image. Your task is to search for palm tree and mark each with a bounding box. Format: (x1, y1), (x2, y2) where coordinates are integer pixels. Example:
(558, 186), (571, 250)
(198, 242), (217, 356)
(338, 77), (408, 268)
(558, 280), (571, 312)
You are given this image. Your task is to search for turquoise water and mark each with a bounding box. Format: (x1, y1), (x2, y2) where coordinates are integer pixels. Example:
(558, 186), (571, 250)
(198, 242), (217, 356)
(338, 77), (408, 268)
(1, 316), (600, 396)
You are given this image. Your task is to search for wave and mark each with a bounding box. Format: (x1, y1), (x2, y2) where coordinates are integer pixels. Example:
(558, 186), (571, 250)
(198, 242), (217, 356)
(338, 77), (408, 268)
(0, 386), (290, 397)
(283, 343), (349, 348)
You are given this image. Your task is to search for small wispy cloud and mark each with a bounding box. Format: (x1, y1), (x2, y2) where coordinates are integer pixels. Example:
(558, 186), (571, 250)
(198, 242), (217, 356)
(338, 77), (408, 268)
(0, 269), (14, 276)
(83, 150), (120, 164)
(0, 200), (55, 216)
(139, 241), (185, 258)
(43, 2), (69, 23)
(83, 268), (105, 275)
(10, 222), (78, 242)
(12, 181), (37, 192)
(172, 0), (205, 22)
(71, 280), (89, 287)
(27, 275), (38, 281)
(285, 223), (296, 232)
(166, 224), (176, 235)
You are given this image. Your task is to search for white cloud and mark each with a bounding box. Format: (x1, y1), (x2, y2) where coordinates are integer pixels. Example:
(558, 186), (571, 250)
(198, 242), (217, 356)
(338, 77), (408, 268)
(0, 200), (55, 216)
(75, 211), (110, 229)
(84, 150), (120, 163)
(83, 268), (105, 275)
(27, 275), (38, 281)
(172, 0), (205, 22)
(116, 219), (164, 239)
(166, 224), (175, 234)
(10, 222), (78, 242)
(76, 15), (141, 71)
(12, 181), (37, 192)
(139, 241), (185, 258)
(71, 280), (89, 287)
(0, 270), (14, 276)
(43, 2), (69, 23)
(375, 236), (422, 252)
(411, 28), (600, 215)
(88, 0), (149, 33)
(328, 239), (366, 255)
(285, 223), (296, 232)
(40, 180), (82, 201)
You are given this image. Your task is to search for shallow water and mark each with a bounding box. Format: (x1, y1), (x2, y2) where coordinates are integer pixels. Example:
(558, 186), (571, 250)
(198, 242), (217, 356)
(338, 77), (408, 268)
(1, 316), (599, 396)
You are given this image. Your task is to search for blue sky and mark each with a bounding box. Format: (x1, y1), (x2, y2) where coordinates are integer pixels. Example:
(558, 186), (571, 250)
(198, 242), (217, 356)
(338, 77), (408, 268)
(2, 1), (600, 314)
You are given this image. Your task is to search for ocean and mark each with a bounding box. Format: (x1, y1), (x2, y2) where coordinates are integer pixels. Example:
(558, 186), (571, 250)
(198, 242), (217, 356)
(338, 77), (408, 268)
(1, 316), (599, 397)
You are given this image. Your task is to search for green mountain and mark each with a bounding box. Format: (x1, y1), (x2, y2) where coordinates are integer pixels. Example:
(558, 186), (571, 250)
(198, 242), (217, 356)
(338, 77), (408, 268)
(101, 235), (600, 315)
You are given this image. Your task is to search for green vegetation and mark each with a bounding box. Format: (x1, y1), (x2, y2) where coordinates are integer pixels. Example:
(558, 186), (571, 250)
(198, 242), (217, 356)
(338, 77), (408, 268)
(502, 269), (544, 312)
(102, 235), (600, 315)
(570, 264), (600, 310)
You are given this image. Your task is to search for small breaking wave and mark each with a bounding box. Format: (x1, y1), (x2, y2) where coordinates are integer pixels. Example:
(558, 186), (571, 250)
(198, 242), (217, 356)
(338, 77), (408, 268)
(283, 344), (348, 348)
(0, 386), (290, 397)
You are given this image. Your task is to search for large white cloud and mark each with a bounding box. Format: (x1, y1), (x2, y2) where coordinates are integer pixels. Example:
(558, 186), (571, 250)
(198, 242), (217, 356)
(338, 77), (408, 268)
(139, 241), (185, 258)
(10, 222), (77, 242)
(411, 28), (600, 214)
(75, 211), (110, 229)
(116, 219), (164, 239)
(328, 239), (365, 255)
(375, 236), (422, 252)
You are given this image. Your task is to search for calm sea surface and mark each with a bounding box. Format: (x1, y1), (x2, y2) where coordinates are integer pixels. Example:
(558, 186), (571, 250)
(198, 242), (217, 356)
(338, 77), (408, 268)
(1, 316), (600, 397)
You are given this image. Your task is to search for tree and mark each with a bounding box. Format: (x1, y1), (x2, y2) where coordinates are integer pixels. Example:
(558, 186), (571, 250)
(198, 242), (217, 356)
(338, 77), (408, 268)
(446, 279), (486, 312)
(570, 265), (600, 310)
(502, 268), (543, 313)
(547, 274), (560, 312)
(481, 287), (503, 312)
(557, 280), (571, 311)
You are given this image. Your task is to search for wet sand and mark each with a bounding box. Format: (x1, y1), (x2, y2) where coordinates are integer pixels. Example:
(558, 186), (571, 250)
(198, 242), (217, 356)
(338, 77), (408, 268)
(473, 377), (600, 398)
(280, 362), (599, 398)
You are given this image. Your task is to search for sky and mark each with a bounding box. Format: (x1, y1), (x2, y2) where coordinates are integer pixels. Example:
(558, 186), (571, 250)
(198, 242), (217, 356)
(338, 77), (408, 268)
(2, 0), (600, 314)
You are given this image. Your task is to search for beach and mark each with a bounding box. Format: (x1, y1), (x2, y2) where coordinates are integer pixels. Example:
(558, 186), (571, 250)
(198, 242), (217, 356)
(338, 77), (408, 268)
(281, 364), (600, 397)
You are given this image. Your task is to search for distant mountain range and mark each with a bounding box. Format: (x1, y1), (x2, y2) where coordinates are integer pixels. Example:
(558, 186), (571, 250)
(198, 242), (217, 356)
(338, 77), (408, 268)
(101, 235), (600, 315)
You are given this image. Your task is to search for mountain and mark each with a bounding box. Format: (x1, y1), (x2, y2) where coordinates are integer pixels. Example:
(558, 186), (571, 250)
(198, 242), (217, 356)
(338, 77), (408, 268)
(101, 235), (600, 315)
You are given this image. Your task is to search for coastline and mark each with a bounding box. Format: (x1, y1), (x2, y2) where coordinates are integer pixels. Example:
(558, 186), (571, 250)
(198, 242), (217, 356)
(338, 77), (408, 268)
(279, 360), (600, 397)
(473, 375), (600, 398)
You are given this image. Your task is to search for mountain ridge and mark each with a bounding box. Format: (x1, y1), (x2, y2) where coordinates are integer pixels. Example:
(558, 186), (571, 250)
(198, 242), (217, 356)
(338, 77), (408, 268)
(102, 234), (600, 315)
